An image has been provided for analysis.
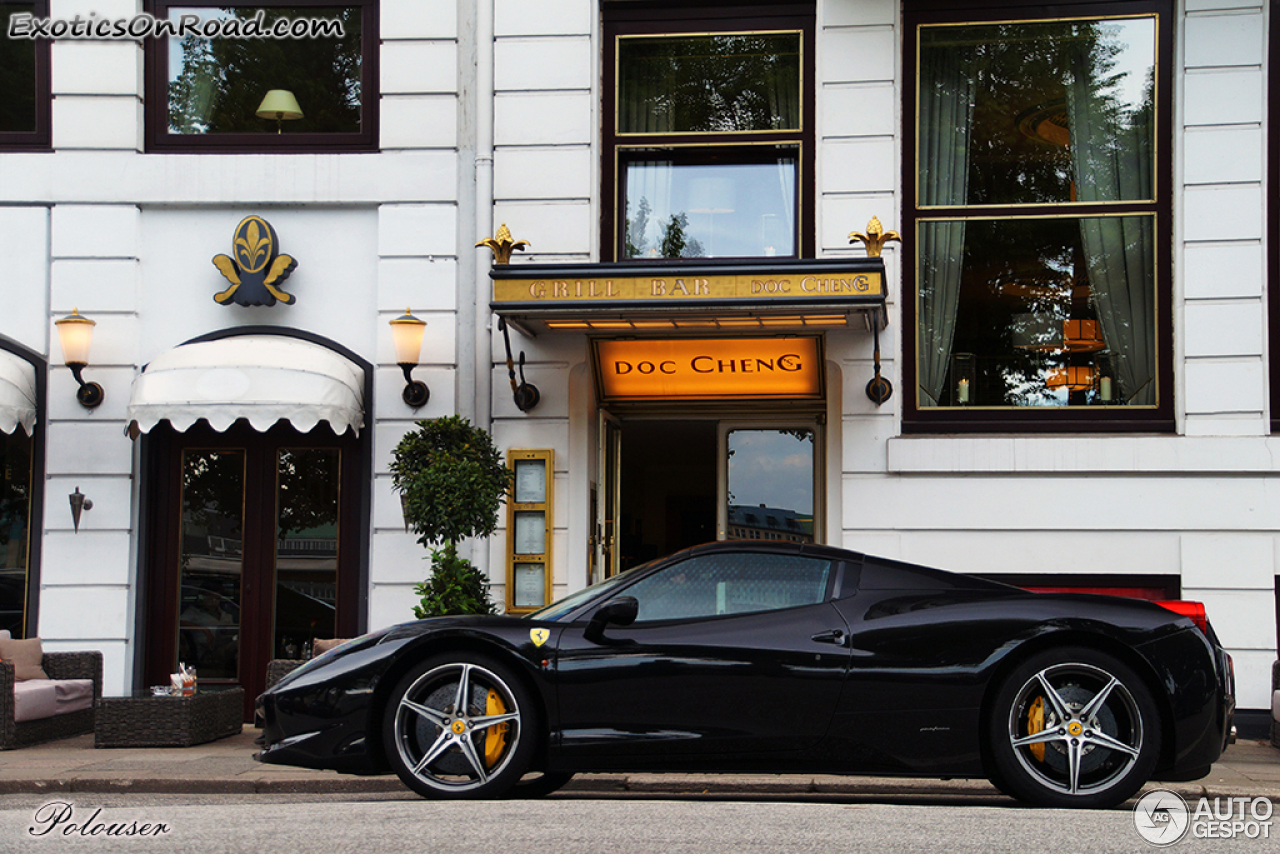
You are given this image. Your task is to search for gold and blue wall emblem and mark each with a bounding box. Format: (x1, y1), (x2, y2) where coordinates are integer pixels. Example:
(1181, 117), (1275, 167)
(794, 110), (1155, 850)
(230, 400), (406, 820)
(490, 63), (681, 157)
(212, 216), (298, 306)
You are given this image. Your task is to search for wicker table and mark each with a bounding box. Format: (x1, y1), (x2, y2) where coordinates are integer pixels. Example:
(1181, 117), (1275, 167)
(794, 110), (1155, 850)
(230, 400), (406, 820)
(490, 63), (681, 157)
(95, 688), (244, 748)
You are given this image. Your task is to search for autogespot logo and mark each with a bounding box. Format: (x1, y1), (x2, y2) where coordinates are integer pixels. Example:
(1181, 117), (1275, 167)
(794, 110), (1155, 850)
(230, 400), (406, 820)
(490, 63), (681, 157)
(1135, 789), (1275, 845)
(1134, 790), (1191, 847)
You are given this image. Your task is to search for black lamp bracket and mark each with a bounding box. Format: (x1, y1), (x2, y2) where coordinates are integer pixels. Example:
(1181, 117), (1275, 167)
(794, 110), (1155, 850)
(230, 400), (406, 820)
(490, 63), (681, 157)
(865, 319), (893, 406)
(399, 363), (430, 408)
(497, 317), (540, 413)
(68, 363), (104, 408)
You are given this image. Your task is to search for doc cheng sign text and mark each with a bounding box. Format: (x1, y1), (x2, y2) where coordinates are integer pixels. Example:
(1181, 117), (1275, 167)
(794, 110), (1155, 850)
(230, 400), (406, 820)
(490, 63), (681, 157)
(594, 337), (824, 401)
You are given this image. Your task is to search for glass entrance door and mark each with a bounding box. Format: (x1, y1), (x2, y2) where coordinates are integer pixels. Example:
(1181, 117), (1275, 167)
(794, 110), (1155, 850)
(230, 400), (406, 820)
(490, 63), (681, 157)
(720, 426), (818, 543)
(146, 422), (360, 718)
(600, 417), (821, 574)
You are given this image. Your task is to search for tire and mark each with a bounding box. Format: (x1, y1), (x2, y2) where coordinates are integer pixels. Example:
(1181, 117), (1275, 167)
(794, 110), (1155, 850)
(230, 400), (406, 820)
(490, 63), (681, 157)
(382, 653), (537, 799)
(509, 771), (575, 799)
(987, 647), (1161, 809)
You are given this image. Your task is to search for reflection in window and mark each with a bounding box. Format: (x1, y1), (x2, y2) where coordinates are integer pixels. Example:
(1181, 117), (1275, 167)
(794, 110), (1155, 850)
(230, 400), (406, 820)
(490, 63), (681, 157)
(617, 33), (801, 134)
(166, 6), (362, 135)
(919, 216), (1155, 407)
(726, 429), (814, 543)
(919, 17), (1155, 207)
(623, 157), (797, 259)
(0, 4), (37, 134)
(627, 553), (830, 621)
(274, 448), (338, 660)
(914, 14), (1160, 412)
(178, 450), (244, 681)
(607, 17), (810, 261)
(0, 429), (32, 636)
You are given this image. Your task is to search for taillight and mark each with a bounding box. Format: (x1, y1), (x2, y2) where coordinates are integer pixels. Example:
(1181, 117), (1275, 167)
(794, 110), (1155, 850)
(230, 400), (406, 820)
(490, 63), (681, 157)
(1156, 600), (1208, 633)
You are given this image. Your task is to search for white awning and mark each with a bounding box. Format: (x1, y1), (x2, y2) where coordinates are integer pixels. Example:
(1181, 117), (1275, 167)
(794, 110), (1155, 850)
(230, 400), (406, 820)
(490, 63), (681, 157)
(0, 351), (37, 437)
(126, 335), (365, 437)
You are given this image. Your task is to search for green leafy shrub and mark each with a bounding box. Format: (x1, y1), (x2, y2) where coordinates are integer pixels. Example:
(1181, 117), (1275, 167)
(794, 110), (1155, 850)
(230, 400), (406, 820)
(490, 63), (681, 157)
(389, 416), (512, 617)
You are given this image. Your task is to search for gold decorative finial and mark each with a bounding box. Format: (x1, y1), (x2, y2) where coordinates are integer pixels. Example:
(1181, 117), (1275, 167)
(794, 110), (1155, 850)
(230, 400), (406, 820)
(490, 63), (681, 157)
(476, 224), (530, 265)
(848, 216), (901, 258)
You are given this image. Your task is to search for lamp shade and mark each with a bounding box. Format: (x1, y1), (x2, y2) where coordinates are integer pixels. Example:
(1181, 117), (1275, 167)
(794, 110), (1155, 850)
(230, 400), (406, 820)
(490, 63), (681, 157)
(389, 309), (427, 366)
(256, 89), (304, 121)
(1046, 365), (1095, 392)
(1062, 318), (1104, 352)
(55, 308), (96, 366)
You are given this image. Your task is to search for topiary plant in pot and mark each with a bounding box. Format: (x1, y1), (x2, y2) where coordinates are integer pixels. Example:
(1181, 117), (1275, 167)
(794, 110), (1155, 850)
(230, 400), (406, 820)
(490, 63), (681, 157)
(389, 416), (512, 617)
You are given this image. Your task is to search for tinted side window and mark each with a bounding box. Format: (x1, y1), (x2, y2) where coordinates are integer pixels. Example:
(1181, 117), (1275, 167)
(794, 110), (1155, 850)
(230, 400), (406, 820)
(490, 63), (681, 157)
(627, 553), (831, 621)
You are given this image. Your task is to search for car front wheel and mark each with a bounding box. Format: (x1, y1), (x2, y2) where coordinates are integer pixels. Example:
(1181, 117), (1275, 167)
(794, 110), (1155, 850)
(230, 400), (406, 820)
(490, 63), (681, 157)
(383, 653), (536, 799)
(988, 647), (1161, 809)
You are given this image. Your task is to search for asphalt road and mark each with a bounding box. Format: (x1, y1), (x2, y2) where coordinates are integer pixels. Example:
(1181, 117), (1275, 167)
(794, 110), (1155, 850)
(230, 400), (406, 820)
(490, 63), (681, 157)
(1, 793), (1275, 854)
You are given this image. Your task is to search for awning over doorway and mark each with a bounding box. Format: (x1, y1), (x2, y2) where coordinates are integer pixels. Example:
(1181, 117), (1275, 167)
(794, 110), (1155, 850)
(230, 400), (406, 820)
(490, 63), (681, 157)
(0, 351), (36, 436)
(490, 257), (887, 336)
(126, 335), (365, 437)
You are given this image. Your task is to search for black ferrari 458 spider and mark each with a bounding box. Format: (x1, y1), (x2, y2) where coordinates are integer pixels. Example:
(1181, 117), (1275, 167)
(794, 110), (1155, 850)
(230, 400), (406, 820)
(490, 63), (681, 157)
(256, 540), (1235, 808)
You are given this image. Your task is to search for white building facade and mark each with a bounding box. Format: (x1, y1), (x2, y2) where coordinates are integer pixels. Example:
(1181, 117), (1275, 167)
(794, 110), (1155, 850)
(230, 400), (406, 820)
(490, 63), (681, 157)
(0, 0), (1277, 729)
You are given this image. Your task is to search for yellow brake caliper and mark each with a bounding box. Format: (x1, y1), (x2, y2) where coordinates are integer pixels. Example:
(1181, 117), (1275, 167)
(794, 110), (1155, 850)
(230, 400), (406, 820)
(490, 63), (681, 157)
(484, 689), (509, 768)
(1027, 695), (1045, 762)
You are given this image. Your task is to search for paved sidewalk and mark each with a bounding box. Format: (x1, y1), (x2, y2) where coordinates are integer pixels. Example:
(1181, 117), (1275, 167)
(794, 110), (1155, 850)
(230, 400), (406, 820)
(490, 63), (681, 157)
(1, 728), (1277, 800)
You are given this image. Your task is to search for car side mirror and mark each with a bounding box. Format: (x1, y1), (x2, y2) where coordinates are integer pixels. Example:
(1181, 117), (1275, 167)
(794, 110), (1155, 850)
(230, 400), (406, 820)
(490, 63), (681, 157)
(584, 596), (638, 644)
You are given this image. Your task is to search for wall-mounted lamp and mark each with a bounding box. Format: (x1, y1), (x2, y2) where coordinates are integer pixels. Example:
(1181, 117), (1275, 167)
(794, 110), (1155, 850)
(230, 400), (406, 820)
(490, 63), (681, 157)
(389, 308), (430, 408)
(69, 487), (92, 533)
(54, 308), (104, 408)
(256, 89), (303, 133)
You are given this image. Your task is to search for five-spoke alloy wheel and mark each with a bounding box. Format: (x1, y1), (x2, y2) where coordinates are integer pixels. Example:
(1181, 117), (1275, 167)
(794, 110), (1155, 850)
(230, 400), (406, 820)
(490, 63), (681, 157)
(383, 654), (536, 799)
(988, 647), (1161, 809)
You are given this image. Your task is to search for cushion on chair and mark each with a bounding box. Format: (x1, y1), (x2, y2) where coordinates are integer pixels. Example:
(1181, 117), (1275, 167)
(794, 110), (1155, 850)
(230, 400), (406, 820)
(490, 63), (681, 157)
(0, 637), (48, 681)
(52, 679), (95, 715)
(0, 630), (9, 639)
(311, 638), (352, 657)
(12, 680), (58, 723)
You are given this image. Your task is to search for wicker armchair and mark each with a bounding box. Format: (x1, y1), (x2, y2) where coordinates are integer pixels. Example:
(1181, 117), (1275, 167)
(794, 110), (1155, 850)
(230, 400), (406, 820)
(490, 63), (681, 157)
(264, 658), (306, 690)
(1, 650), (103, 749)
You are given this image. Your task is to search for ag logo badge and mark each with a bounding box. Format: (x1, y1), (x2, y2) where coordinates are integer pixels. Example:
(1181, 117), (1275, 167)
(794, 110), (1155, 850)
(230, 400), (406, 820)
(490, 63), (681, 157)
(530, 628), (550, 647)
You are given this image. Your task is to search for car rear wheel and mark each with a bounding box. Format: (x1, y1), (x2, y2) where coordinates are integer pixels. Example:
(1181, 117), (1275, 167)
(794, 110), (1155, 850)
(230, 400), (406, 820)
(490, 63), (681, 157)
(383, 653), (536, 799)
(988, 647), (1161, 809)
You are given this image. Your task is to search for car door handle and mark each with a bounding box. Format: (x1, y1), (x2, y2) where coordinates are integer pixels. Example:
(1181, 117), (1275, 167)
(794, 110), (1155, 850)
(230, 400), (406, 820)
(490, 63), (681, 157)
(810, 629), (847, 647)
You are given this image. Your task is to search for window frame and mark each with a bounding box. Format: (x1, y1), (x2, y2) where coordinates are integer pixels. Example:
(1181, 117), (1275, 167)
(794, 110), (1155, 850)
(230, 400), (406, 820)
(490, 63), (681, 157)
(601, 2), (816, 262)
(0, 0), (51, 150)
(902, 0), (1174, 433)
(142, 0), (378, 153)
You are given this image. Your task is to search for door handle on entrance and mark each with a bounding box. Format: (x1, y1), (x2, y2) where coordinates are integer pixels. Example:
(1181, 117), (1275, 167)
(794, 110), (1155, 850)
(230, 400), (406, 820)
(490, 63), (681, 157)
(810, 629), (846, 647)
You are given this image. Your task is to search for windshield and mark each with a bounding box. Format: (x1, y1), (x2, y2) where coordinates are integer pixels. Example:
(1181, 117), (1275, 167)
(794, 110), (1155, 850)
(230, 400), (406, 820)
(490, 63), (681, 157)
(526, 565), (646, 622)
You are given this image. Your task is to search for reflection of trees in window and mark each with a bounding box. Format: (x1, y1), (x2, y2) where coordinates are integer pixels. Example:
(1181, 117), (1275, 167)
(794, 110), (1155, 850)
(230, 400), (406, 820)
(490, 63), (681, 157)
(625, 197), (706, 259)
(618, 34), (800, 133)
(168, 6), (362, 134)
(276, 448), (338, 540)
(180, 451), (244, 566)
(0, 5), (37, 133)
(916, 15), (1158, 411)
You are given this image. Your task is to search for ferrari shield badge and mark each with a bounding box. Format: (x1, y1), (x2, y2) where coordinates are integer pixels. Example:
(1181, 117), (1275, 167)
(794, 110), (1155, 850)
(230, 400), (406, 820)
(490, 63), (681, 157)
(212, 215), (298, 306)
(530, 628), (549, 647)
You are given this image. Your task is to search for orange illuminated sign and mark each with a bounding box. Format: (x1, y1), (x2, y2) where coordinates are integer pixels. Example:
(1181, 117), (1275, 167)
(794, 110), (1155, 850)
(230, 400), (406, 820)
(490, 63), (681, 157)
(594, 337), (824, 401)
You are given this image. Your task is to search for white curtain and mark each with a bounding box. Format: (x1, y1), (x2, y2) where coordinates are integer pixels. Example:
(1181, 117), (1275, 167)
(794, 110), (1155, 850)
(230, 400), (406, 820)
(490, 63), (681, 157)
(1066, 37), (1157, 405)
(916, 43), (975, 406)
